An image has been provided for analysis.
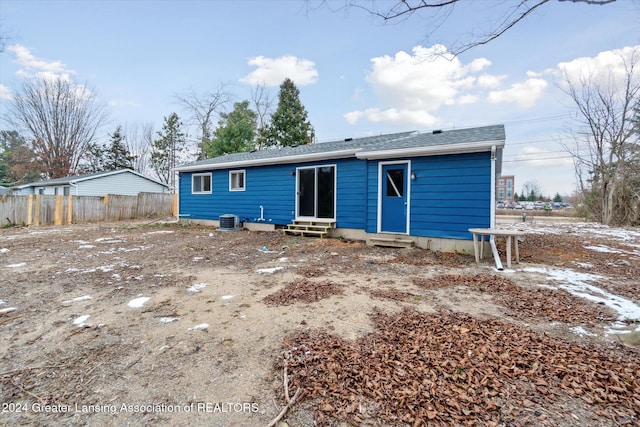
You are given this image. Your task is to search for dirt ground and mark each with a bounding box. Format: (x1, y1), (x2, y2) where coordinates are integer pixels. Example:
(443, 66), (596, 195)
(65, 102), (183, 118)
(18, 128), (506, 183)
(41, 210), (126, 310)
(0, 220), (638, 426)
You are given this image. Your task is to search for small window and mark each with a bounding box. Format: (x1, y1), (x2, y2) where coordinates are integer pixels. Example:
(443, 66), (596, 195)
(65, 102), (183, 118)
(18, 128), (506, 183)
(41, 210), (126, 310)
(192, 173), (212, 194)
(63, 186), (70, 196)
(229, 170), (245, 192)
(386, 169), (404, 197)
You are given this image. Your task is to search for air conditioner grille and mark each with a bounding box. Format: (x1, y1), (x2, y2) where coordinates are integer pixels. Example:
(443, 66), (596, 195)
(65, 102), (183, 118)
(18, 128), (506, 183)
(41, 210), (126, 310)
(219, 214), (237, 231)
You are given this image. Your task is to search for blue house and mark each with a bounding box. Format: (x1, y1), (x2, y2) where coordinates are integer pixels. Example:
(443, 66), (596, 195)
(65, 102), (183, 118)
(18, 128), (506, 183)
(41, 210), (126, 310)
(174, 125), (505, 252)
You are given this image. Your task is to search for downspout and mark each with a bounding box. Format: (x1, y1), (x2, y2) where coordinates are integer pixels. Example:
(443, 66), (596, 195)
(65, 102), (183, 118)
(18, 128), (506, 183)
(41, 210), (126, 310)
(489, 146), (504, 270)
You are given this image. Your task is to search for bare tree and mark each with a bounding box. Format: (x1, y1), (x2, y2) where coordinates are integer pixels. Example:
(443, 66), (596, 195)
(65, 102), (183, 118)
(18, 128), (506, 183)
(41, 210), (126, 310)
(562, 49), (640, 225)
(6, 75), (107, 178)
(175, 84), (232, 160)
(340, 0), (618, 56)
(521, 180), (543, 200)
(124, 122), (154, 175)
(250, 83), (275, 150)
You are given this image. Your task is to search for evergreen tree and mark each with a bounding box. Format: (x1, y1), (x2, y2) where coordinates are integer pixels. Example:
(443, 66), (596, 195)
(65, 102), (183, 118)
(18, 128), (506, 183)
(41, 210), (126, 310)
(265, 78), (313, 147)
(151, 113), (187, 189)
(105, 126), (135, 171)
(82, 126), (136, 173)
(205, 101), (257, 158)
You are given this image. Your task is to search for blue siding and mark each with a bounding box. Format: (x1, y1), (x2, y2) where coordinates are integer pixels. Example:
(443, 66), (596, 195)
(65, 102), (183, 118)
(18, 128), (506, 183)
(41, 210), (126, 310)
(365, 152), (492, 240)
(410, 152), (492, 239)
(180, 151), (492, 240)
(179, 158), (368, 228)
(180, 164), (295, 224)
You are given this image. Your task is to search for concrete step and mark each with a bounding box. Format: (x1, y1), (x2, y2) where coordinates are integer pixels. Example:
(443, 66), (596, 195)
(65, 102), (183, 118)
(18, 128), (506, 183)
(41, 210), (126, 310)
(368, 236), (415, 248)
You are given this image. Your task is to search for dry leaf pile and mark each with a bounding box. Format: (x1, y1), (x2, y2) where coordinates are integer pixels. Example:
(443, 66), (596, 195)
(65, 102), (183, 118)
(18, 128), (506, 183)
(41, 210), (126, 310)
(413, 274), (616, 324)
(280, 308), (639, 426)
(263, 279), (343, 306)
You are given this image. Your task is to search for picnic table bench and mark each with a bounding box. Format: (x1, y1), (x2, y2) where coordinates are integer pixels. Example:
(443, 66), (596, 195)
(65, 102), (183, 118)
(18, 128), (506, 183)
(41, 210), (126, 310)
(468, 228), (526, 270)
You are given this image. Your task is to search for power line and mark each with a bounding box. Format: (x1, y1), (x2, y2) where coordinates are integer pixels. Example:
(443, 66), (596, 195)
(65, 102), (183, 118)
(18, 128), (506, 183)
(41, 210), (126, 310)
(503, 155), (575, 163)
(503, 114), (572, 126)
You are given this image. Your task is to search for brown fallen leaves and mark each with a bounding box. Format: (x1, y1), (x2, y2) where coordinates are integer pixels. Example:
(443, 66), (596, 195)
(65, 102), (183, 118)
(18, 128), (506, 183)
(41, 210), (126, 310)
(263, 279), (344, 306)
(280, 308), (640, 426)
(413, 274), (616, 324)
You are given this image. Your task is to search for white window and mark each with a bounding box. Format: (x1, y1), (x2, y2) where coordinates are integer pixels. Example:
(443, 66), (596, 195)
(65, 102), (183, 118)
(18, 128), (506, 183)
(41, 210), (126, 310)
(229, 170), (245, 192)
(192, 173), (212, 194)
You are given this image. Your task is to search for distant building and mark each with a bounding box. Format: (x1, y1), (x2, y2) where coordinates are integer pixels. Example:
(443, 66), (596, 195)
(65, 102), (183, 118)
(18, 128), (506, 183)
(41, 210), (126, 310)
(11, 169), (171, 196)
(496, 175), (514, 201)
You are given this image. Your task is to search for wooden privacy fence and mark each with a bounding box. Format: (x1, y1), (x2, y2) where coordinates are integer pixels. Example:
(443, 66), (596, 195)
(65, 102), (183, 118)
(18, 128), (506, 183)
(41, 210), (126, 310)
(0, 193), (177, 227)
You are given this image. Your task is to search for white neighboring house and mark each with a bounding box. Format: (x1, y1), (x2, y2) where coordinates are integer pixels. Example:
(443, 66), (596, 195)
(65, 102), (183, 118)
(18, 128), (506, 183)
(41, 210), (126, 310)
(11, 169), (171, 196)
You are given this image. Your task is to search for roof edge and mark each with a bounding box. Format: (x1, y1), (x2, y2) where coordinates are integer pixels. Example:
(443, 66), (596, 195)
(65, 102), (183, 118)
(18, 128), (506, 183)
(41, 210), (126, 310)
(174, 148), (362, 172)
(356, 139), (505, 160)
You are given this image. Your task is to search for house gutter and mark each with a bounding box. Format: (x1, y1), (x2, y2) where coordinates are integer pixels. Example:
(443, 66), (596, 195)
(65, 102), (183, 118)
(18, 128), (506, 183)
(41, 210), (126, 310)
(69, 182), (79, 196)
(356, 140), (505, 160)
(173, 149), (362, 172)
(489, 145), (503, 270)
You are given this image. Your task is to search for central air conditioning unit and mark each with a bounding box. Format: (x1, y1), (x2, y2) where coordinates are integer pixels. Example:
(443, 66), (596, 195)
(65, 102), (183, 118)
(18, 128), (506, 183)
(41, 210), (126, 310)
(219, 214), (240, 231)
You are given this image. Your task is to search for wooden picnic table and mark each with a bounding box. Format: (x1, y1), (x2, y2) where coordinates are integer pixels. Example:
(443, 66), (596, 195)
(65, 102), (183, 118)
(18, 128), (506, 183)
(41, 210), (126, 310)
(468, 228), (526, 269)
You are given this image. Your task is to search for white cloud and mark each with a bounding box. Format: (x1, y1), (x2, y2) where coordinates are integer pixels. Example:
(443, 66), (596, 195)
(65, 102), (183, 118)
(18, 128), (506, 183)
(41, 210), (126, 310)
(477, 74), (505, 88)
(554, 45), (640, 91)
(345, 44), (504, 127)
(344, 108), (438, 127)
(240, 55), (318, 87)
(512, 146), (574, 168)
(487, 78), (547, 108)
(7, 44), (75, 78)
(457, 94), (477, 105)
(0, 84), (12, 100)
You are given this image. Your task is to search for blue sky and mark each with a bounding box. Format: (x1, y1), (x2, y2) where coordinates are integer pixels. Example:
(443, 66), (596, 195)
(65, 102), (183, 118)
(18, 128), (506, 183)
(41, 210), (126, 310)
(1, 0), (639, 196)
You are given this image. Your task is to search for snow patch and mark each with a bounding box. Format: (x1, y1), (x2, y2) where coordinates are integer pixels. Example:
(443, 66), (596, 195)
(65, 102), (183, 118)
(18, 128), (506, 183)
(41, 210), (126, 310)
(187, 283), (208, 293)
(524, 267), (640, 321)
(257, 266), (284, 274)
(221, 295), (234, 300)
(570, 326), (597, 337)
(188, 323), (209, 331)
(0, 307), (17, 314)
(73, 315), (90, 326)
(584, 245), (622, 253)
(62, 295), (92, 304)
(159, 317), (180, 323)
(6, 263), (26, 268)
(128, 297), (150, 308)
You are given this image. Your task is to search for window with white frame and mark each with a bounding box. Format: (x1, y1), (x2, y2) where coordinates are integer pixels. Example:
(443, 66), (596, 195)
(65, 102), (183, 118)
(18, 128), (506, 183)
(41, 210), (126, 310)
(229, 170), (245, 191)
(192, 173), (212, 194)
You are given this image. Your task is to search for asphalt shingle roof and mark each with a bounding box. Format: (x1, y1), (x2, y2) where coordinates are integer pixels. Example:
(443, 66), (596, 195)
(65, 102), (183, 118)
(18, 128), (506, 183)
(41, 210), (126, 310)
(176, 125), (505, 170)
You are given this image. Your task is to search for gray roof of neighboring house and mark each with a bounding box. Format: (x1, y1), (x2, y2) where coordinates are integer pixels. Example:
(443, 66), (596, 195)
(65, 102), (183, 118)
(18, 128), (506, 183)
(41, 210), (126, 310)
(0, 186), (8, 195)
(13, 169), (169, 189)
(175, 125), (505, 171)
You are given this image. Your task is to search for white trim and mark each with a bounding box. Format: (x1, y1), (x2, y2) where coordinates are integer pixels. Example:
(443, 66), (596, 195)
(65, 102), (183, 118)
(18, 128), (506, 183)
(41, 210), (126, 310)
(358, 140), (504, 160)
(229, 169), (246, 192)
(175, 149), (359, 172)
(191, 172), (212, 194)
(377, 160), (411, 234)
(295, 164), (337, 221)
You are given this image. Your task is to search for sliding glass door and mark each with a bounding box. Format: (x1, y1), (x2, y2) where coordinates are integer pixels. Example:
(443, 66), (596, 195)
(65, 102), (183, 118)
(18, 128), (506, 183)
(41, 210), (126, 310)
(297, 165), (335, 220)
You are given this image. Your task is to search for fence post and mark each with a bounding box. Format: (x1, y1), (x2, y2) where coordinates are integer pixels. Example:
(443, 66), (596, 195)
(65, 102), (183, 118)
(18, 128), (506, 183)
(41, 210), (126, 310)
(27, 195), (33, 225)
(54, 195), (63, 225)
(173, 194), (178, 216)
(67, 195), (73, 224)
(103, 194), (109, 221)
(34, 194), (41, 226)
